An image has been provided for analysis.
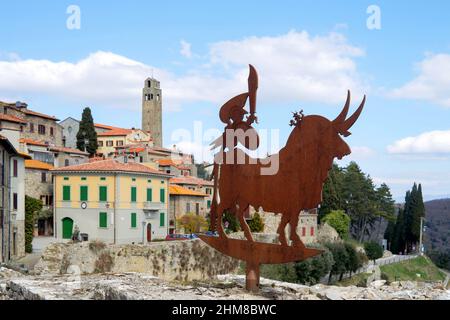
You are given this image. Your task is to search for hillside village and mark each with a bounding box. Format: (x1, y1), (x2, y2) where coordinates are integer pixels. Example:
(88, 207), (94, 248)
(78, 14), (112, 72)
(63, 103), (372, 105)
(0, 76), (448, 301)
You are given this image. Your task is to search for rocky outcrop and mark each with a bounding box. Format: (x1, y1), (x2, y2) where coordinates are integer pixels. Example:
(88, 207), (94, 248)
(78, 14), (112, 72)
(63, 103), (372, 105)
(34, 239), (239, 282)
(1, 271), (448, 300)
(316, 223), (341, 244)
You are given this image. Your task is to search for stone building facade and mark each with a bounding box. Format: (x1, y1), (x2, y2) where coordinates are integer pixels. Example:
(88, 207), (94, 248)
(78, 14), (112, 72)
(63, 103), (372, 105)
(59, 117), (119, 149)
(1, 101), (63, 147)
(0, 135), (26, 262)
(24, 160), (54, 236)
(169, 185), (208, 234)
(142, 78), (162, 148)
(259, 209), (318, 244)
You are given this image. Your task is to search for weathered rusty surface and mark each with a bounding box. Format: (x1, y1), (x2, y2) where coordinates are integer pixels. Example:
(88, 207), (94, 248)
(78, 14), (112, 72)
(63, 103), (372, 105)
(198, 235), (322, 264)
(201, 65), (366, 291)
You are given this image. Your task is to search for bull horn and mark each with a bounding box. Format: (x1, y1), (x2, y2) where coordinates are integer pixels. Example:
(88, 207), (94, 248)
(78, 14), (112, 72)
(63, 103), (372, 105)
(341, 95), (366, 132)
(333, 90), (351, 124)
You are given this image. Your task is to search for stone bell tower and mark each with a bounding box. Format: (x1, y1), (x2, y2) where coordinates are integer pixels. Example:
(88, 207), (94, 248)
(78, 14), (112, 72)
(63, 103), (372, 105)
(142, 77), (162, 147)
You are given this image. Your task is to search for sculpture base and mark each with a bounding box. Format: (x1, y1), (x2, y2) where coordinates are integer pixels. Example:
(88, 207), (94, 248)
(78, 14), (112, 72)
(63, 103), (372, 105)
(198, 235), (322, 292)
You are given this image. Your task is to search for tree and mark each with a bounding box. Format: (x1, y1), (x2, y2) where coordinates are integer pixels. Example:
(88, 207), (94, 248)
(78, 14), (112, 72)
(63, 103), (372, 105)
(222, 210), (240, 233)
(319, 164), (344, 222)
(344, 242), (363, 277)
(248, 212), (264, 232)
(322, 210), (351, 240)
(195, 163), (211, 180)
(384, 218), (396, 250)
(25, 196), (43, 253)
(325, 242), (348, 284)
(76, 107), (98, 156)
(176, 213), (208, 233)
(364, 241), (383, 263)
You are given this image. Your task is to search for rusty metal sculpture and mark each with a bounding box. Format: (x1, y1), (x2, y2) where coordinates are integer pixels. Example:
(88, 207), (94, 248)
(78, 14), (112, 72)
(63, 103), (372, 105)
(199, 65), (366, 291)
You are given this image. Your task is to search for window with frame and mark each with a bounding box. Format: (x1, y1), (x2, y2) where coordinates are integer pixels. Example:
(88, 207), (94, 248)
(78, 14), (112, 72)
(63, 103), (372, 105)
(13, 193), (17, 210)
(207, 200), (211, 209)
(38, 124), (46, 135)
(63, 186), (71, 201)
(146, 188), (152, 202)
(131, 213), (137, 228)
(131, 187), (137, 202)
(41, 172), (46, 183)
(29, 123), (34, 133)
(99, 212), (107, 228)
(159, 212), (165, 227)
(13, 159), (18, 177)
(301, 227), (306, 237)
(98, 140), (104, 147)
(160, 188), (165, 203)
(64, 159), (69, 166)
(310, 227), (315, 236)
(116, 140), (124, 146)
(50, 127), (54, 136)
(99, 186), (107, 202)
(106, 141), (113, 147)
(80, 186), (88, 201)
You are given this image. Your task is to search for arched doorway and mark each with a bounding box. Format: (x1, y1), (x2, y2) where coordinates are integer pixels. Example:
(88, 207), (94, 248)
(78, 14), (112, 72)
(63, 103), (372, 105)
(62, 217), (74, 239)
(146, 223), (152, 242)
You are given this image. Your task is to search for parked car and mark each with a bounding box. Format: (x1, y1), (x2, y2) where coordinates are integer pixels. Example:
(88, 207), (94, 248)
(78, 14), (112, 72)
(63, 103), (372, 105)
(165, 233), (198, 241)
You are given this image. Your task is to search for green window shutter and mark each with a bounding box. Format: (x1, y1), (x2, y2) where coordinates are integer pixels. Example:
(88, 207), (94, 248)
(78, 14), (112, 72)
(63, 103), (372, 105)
(80, 186), (88, 201)
(131, 187), (137, 202)
(207, 200), (211, 208)
(160, 188), (165, 203)
(159, 212), (165, 227)
(146, 188), (152, 202)
(99, 186), (107, 202)
(131, 213), (137, 228)
(99, 212), (107, 228)
(63, 186), (71, 201)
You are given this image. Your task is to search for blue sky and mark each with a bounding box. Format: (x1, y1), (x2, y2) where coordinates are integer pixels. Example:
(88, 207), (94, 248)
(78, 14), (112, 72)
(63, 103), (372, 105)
(1, 1), (450, 201)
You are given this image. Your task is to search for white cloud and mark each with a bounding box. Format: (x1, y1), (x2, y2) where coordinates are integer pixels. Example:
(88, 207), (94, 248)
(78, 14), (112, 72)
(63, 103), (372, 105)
(389, 53), (450, 107)
(349, 146), (375, 158)
(0, 30), (367, 112)
(387, 130), (450, 154)
(180, 40), (193, 58)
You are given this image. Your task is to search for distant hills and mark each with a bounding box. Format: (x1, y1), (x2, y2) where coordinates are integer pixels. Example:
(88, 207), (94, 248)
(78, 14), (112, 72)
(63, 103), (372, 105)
(423, 198), (450, 254)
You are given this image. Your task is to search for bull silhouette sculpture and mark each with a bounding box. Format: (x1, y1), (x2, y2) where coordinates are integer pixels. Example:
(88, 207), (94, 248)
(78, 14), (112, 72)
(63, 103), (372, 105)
(199, 65), (366, 291)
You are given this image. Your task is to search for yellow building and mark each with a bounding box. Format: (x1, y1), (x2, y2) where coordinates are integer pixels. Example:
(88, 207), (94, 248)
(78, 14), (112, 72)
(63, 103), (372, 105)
(51, 159), (171, 244)
(97, 128), (152, 157)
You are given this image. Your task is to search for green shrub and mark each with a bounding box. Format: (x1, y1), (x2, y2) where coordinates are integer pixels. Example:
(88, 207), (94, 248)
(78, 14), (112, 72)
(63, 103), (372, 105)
(325, 242), (349, 283)
(25, 196), (43, 253)
(248, 212), (264, 232)
(322, 210), (351, 240)
(364, 241), (383, 263)
(222, 210), (240, 232)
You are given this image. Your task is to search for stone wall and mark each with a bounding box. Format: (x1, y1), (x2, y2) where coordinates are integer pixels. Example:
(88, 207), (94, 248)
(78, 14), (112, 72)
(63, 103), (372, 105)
(34, 239), (239, 282)
(25, 168), (53, 201)
(260, 210), (318, 244)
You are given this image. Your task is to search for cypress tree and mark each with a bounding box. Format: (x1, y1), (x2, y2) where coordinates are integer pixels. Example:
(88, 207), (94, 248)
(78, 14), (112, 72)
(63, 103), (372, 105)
(76, 107), (98, 156)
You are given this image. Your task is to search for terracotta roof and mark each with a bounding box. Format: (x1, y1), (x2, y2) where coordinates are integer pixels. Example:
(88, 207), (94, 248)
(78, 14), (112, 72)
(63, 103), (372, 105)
(89, 156), (105, 162)
(25, 159), (54, 170)
(51, 159), (171, 176)
(94, 123), (121, 130)
(19, 138), (47, 147)
(170, 176), (214, 187)
(21, 108), (59, 121)
(97, 128), (132, 137)
(0, 114), (27, 124)
(49, 146), (89, 155)
(169, 185), (207, 197)
(157, 159), (180, 167)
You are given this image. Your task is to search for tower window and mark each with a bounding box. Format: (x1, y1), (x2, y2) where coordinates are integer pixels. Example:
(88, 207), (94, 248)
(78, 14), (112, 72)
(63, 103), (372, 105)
(150, 94), (154, 100)
(147, 80), (151, 88)
(156, 94), (160, 101)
